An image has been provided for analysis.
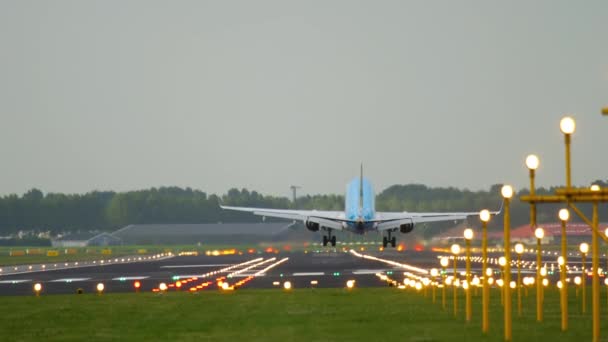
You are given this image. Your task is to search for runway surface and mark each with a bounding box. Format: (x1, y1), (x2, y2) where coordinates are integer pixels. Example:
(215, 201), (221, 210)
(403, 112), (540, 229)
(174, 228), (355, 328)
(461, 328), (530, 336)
(0, 248), (569, 296)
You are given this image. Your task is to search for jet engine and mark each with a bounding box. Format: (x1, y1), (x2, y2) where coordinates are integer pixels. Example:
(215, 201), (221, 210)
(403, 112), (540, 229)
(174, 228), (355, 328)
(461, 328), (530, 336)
(400, 223), (414, 234)
(305, 220), (320, 232)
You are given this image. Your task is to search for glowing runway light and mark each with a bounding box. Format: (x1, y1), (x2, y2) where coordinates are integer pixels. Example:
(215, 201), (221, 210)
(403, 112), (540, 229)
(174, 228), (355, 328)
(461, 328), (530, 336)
(159, 283), (168, 292)
(133, 281), (141, 292)
(283, 281), (292, 290)
(33, 283), (42, 296)
(96, 283), (105, 295)
(346, 280), (355, 289)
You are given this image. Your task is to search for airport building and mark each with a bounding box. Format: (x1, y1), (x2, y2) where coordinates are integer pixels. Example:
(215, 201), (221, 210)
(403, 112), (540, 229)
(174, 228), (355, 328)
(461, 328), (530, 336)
(51, 232), (123, 247)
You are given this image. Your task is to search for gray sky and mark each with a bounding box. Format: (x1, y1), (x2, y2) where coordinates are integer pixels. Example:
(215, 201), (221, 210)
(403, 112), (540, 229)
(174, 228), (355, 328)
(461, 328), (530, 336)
(1, 0), (607, 198)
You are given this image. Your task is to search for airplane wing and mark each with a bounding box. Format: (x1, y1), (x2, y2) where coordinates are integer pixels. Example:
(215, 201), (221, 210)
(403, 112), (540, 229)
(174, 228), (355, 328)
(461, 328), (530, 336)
(373, 207), (501, 231)
(219, 205), (347, 230)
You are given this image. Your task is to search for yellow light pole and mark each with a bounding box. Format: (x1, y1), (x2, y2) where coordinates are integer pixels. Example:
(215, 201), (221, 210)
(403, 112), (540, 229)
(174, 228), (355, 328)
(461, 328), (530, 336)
(464, 228), (474, 323)
(558, 255), (567, 331)
(526, 154), (539, 227)
(480, 209), (491, 333)
(515, 243), (524, 317)
(558, 209), (570, 331)
(580, 242), (589, 314)
(501, 185), (513, 341)
(431, 268), (439, 303)
(451, 243), (461, 318)
(441, 256), (449, 310)
(602, 107), (608, 115)
(559, 116), (575, 188)
(534, 227), (544, 322)
(590, 185), (600, 341)
(499, 256), (507, 305)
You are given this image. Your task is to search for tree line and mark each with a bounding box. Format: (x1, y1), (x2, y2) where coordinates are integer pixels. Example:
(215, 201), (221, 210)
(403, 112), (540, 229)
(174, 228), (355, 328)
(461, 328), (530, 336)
(0, 180), (606, 236)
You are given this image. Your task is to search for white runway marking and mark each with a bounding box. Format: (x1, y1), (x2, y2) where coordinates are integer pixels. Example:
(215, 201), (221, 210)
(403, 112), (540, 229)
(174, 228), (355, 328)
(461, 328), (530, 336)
(112, 276), (149, 281)
(50, 278), (91, 282)
(0, 279), (31, 284)
(353, 269), (388, 275)
(293, 272), (325, 276)
(160, 264), (230, 268)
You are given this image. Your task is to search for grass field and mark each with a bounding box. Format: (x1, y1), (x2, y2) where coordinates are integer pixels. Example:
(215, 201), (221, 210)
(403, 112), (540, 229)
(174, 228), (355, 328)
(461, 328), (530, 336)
(2, 286), (606, 341)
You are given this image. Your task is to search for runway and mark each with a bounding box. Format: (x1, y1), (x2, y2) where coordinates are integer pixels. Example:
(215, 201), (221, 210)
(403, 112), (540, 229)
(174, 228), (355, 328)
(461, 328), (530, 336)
(0, 248), (567, 296)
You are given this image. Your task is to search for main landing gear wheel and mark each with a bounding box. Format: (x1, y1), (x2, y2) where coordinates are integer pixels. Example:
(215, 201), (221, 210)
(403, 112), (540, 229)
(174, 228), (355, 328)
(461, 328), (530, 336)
(391, 236), (396, 248)
(323, 236), (328, 247)
(382, 236), (388, 248)
(331, 235), (336, 247)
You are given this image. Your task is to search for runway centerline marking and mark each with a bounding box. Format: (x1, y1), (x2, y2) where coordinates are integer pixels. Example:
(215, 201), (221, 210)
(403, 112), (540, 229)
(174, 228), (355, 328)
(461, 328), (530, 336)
(160, 264), (230, 268)
(50, 278), (91, 282)
(112, 276), (149, 281)
(0, 279), (31, 284)
(293, 272), (325, 276)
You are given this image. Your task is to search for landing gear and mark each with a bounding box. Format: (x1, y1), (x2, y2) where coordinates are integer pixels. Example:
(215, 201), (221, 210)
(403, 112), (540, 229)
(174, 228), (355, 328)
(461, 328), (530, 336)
(323, 231), (337, 247)
(383, 231), (397, 248)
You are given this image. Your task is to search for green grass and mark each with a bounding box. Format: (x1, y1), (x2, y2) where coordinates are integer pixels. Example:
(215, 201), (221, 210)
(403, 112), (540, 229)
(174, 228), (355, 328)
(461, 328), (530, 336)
(1, 287), (606, 341)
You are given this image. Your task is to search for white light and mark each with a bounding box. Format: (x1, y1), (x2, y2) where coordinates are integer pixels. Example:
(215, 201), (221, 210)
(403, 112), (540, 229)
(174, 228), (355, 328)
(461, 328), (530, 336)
(283, 281), (292, 290)
(34, 283), (42, 292)
(574, 276), (581, 285)
(451, 244), (461, 255)
(580, 243), (589, 254)
(463, 228), (474, 240)
(440, 257), (449, 267)
(510, 281), (516, 289)
(488, 277), (494, 285)
(159, 283), (167, 291)
(591, 184), (601, 192)
(558, 256), (565, 266)
(559, 209), (570, 221)
(540, 267), (547, 277)
(542, 279), (549, 287)
(501, 185), (514, 199)
(535, 227), (545, 240)
(479, 209), (491, 223)
(430, 268), (439, 277)
(560, 116), (576, 135)
(557, 280), (563, 289)
(515, 243), (524, 255)
(525, 154), (540, 170)
(96, 283), (105, 292)
(499, 257), (506, 267)
(346, 280), (355, 289)
(486, 268), (493, 277)
(496, 279), (504, 287)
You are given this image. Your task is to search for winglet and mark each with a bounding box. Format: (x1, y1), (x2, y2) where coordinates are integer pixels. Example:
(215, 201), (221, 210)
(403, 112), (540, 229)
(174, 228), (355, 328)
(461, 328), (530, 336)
(492, 200), (504, 216)
(359, 163), (364, 216)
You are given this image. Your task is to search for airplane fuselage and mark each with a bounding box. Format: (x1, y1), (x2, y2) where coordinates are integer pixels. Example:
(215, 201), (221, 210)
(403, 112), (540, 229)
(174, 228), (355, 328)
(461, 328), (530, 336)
(344, 177), (376, 234)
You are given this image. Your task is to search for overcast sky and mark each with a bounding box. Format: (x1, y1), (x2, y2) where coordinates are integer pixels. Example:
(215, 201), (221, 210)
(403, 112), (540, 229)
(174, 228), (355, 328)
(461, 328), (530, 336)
(1, 1), (607, 198)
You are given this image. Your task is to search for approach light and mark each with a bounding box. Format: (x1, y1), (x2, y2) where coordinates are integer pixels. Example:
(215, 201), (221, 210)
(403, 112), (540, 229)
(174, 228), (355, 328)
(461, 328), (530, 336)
(591, 184), (601, 192)
(96, 283), (105, 294)
(346, 280), (356, 289)
(159, 283), (168, 292)
(499, 257), (507, 267)
(534, 227), (545, 240)
(526, 154), (540, 170)
(580, 243), (589, 254)
(515, 243), (524, 255)
(464, 228), (474, 241)
(134, 281), (141, 290)
(497, 279), (504, 287)
(440, 257), (449, 268)
(488, 277), (494, 285)
(558, 256), (565, 266)
(542, 279), (549, 287)
(501, 185), (514, 199)
(479, 209), (490, 223)
(451, 244), (461, 255)
(283, 281), (292, 290)
(559, 209), (570, 222)
(604, 278), (608, 286)
(486, 268), (493, 277)
(540, 267), (547, 277)
(557, 280), (563, 289)
(560, 116), (576, 135)
(430, 268), (439, 277)
(33, 283), (42, 296)
(605, 228), (608, 238)
(574, 276), (582, 285)
(510, 281), (516, 289)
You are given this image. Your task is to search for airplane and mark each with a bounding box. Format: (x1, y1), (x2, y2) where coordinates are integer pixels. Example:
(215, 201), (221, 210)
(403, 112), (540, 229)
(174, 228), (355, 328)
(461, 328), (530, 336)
(220, 166), (500, 248)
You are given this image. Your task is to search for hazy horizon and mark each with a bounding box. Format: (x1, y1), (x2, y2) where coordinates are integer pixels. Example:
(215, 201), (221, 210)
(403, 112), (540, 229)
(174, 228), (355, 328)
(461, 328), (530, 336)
(2, 1), (607, 199)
